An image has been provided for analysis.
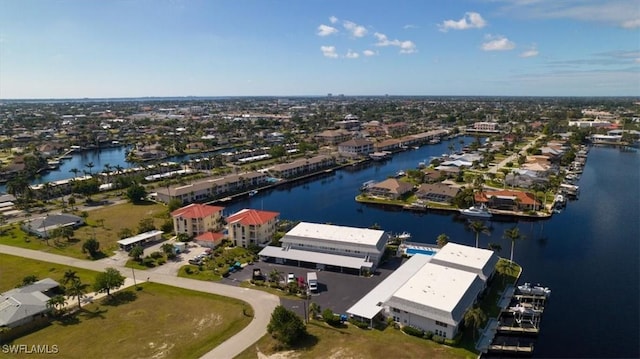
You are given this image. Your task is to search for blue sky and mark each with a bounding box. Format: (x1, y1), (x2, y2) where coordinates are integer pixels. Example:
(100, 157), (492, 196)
(1, 0), (638, 98)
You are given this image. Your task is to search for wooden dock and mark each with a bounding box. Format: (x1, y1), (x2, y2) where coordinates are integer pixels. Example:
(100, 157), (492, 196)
(488, 343), (534, 354)
(497, 326), (540, 335)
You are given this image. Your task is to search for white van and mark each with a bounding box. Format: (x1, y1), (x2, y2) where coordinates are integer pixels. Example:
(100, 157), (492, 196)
(307, 272), (318, 292)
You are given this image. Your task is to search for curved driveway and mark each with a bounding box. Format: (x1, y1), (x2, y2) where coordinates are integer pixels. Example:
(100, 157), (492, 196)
(0, 244), (279, 359)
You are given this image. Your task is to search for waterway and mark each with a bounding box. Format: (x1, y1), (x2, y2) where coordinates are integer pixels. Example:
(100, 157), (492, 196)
(219, 142), (639, 358)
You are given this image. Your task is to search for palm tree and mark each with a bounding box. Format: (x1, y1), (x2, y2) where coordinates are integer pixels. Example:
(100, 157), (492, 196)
(66, 278), (89, 310)
(308, 302), (321, 320)
(503, 226), (525, 262)
(436, 233), (449, 248)
(61, 269), (79, 286)
(47, 294), (67, 315)
(268, 269), (282, 284)
(469, 220), (490, 248)
(85, 162), (95, 176)
(464, 306), (487, 341)
(114, 164), (124, 175)
(69, 168), (80, 179)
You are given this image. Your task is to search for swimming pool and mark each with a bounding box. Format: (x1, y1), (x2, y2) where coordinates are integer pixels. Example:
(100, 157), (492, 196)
(406, 247), (437, 256)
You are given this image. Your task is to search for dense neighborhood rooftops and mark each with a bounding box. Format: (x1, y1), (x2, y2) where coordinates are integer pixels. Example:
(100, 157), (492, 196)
(283, 222), (387, 247)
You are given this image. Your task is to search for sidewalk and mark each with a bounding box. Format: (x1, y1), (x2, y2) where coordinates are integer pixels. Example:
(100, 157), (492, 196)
(62, 277), (138, 310)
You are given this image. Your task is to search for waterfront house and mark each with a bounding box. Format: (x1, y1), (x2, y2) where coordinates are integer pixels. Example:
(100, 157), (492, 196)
(259, 222), (388, 274)
(0, 278), (60, 329)
(155, 171), (268, 204)
(422, 169), (448, 183)
(347, 243), (498, 334)
(367, 178), (414, 200)
(315, 129), (351, 145)
(505, 170), (549, 189)
(269, 155), (335, 179)
(338, 138), (374, 157)
(226, 209), (279, 248)
(171, 203), (225, 237)
(416, 183), (460, 204)
(374, 138), (402, 152)
(475, 190), (540, 211)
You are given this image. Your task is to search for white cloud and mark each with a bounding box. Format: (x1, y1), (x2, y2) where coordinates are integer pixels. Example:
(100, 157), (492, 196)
(329, 16), (338, 24)
(363, 49), (376, 57)
(438, 12), (487, 32)
(403, 24), (419, 29)
(520, 45), (539, 58)
(482, 35), (516, 51)
(374, 32), (417, 54)
(622, 18), (640, 29)
(317, 24), (338, 36)
(346, 50), (359, 59)
(343, 20), (368, 37)
(320, 46), (338, 58)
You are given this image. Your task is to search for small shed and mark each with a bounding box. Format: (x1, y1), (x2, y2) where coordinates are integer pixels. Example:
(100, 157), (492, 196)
(173, 242), (186, 254)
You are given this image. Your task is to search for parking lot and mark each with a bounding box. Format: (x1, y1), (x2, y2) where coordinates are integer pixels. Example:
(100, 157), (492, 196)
(226, 256), (405, 316)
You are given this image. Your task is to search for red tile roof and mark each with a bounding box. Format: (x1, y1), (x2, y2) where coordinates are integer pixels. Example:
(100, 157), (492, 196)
(195, 232), (225, 242)
(475, 190), (539, 206)
(226, 209), (279, 226)
(171, 204), (224, 219)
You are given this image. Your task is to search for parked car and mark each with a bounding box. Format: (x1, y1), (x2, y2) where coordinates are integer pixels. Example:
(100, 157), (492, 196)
(188, 259), (202, 265)
(287, 273), (295, 284)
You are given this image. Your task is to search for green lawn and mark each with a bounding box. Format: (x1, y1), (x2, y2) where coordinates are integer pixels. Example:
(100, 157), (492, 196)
(0, 253), (99, 291)
(235, 320), (476, 359)
(0, 202), (169, 260)
(6, 283), (252, 359)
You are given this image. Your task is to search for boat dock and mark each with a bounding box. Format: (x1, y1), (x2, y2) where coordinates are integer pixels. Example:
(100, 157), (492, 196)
(479, 282), (551, 358)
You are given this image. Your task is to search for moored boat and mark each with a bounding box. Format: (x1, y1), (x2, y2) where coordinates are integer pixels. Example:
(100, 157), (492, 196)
(459, 204), (492, 218)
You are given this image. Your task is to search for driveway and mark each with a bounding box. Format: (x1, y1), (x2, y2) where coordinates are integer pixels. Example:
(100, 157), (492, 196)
(0, 244), (279, 359)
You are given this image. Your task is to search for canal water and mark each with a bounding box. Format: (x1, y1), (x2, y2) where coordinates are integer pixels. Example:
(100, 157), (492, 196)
(3, 136), (638, 357)
(220, 142), (639, 358)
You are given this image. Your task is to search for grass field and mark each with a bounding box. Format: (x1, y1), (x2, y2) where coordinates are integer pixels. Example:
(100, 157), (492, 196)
(6, 283), (252, 359)
(235, 320), (476, 359)
(0, 253), (99, 291)
(0, 202), (169, 259)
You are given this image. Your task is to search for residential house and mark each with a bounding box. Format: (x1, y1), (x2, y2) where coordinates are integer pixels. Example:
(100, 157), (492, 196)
(226, 209), (279, 248)
(416, 183), (460, 204)
(475, 190), (540, 211)
(21, 214), (84, 238)
(315, 129), (351, 145)
(0, 278), (60, 329)
(338, 139), (374, 157)
(171, 203), (225, 237)
(367, 178), (414, 200)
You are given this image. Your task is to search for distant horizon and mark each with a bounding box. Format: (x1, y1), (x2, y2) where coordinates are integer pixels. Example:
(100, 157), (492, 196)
(2, 94), (639, 103)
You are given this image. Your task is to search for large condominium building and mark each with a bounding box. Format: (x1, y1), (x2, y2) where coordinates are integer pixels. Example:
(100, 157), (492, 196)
(226, 209), (280, 248)
(155, 171), (268, 204)
(170, 203), (225, 237)
(269, 155), (335, 179)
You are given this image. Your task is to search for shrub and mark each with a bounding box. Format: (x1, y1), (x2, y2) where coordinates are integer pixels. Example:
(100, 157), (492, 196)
(156, 258), (166, 265)
(322, 309), (341, 326)
(444, 338), (457, 346)
(348, 317), (370, 329)
(432, 335), (445, 344)
(185, 267), (193, 274)
(402, 326), (424, 338)
(150, 251), (163, 259)
(423, 331), (434, 340)
(253, 280), (265, 286)
(142, 257), (155, 267)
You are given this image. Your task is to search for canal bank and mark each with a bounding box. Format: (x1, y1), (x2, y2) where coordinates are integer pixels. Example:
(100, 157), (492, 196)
(220, 145), (639, 358)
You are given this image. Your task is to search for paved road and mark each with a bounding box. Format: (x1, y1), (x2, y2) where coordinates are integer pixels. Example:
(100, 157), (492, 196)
(488, 135), (544, 174)
(0, 244), (279, 359)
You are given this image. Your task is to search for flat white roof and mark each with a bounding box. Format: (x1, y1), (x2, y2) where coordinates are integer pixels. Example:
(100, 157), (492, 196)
(431, 242), (497, 278)
(283, 222), (387, 247)
(347, 254), (433, 320)
(388, 263), (482, 325)
(117, 230), (164, 246)
(258, 246), (373, 270)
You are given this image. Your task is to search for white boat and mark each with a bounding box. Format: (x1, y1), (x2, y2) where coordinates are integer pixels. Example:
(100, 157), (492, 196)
(248, 190), (258, 197)
(555, 194), (565, 204)
(459, 204), (492, 218)
(517, 282), (551, 298)
(395, 170), (406, 178)
(397, 232), (411, 240)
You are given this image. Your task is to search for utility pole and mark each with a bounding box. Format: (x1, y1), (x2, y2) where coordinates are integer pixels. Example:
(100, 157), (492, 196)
(131, 267), (137, 289)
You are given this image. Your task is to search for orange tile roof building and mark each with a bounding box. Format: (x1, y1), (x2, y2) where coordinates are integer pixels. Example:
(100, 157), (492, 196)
(474, 190), (540, 211)
(171, 203), (225, 237)
(226, 209), (280, 248)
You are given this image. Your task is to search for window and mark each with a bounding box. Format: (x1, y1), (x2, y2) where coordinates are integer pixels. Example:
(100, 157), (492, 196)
(435, 321), (448, 328)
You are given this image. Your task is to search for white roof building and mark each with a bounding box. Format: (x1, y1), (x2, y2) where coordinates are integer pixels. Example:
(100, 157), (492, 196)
(260, 222), (388, 274)
(347, 242), (498, 338)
